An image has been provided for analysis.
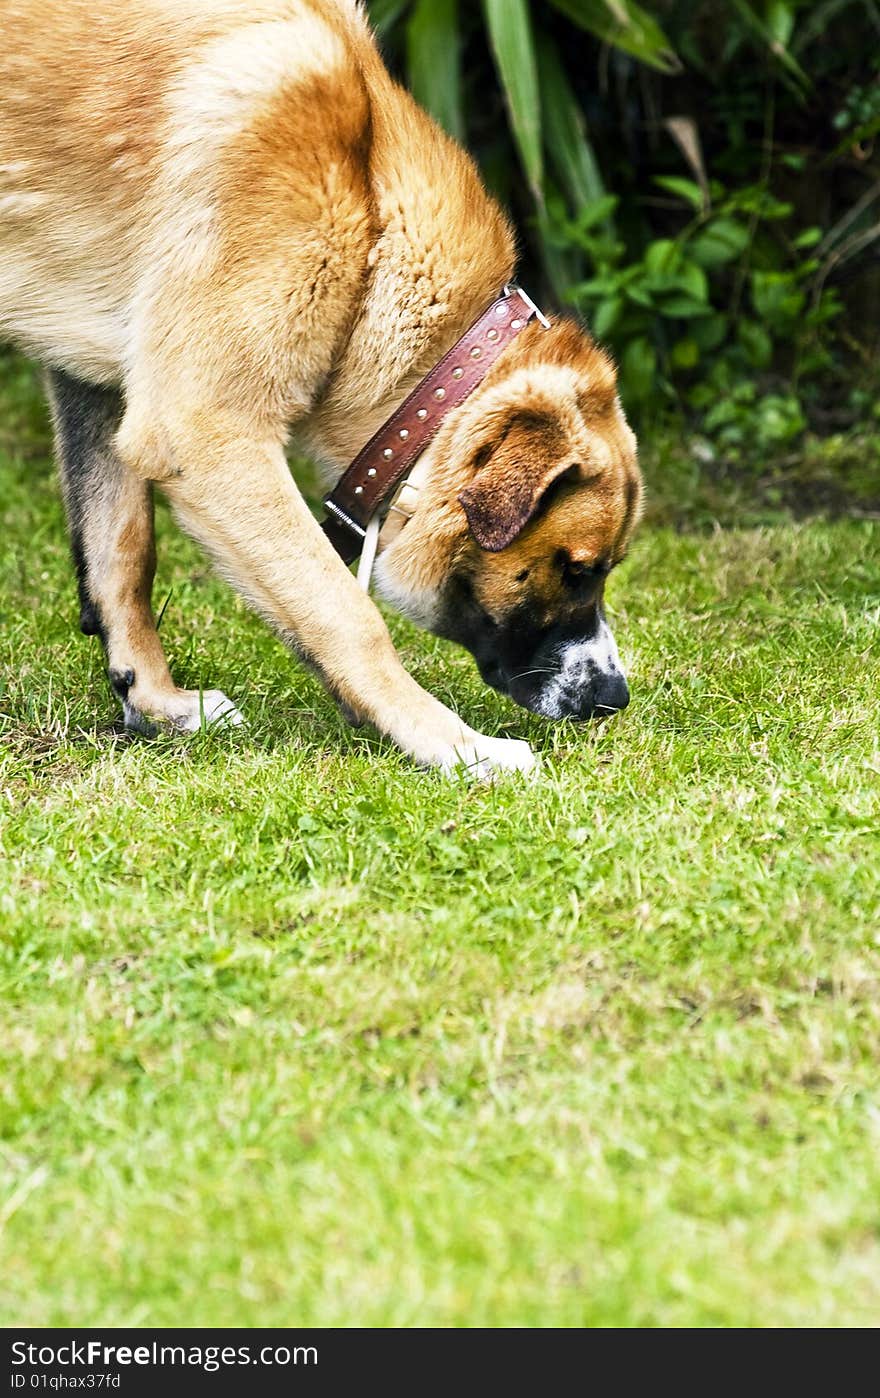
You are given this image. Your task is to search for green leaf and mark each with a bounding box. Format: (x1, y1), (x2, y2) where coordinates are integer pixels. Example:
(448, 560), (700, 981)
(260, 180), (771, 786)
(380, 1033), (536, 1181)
(793, 0), (865, 55)
(623, 282), (655, 309)
(793, 226), (822, 250)
(751, 271), (806, 327)
(671, 337), (700, 369)
(578, 195), (619, 232)
(689, 218), (750, 267)
(690, 314), (728, 351)
(737, 320), (774, 369)
(537, 33), (607, 216)
(407, 0), (464, 140)
(726, 0), (810, 89)
(575, 274), (620, 297)
(830, 111), (880, 158)
(592, 296), (623, 338)
(674, 261), (709, 302)
(766, 1), (795, 49)
(548, 0), (681, 74)
(754, 393), (806, 446)
(368, 0), (410, 36)
(621, 335), (657, 402)
(656, 295), (712, 319)
(536, 205), (585, 302)
(482, 0), (543, 202)
(653, 175), (705, 209)
(644, 239), (681, 275)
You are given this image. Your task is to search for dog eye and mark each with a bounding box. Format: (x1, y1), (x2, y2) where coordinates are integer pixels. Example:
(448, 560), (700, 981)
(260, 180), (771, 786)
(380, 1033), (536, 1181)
(561, 558), (588, 588)
(556, 550), (608, 589)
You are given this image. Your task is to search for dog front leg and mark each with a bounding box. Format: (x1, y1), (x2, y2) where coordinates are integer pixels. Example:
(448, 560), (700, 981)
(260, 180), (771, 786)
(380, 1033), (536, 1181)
(127, 421), (535, 775)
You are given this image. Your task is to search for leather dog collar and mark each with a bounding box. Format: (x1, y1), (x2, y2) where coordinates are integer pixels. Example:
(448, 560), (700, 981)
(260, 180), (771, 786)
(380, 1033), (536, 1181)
(321, 284), (549, 565)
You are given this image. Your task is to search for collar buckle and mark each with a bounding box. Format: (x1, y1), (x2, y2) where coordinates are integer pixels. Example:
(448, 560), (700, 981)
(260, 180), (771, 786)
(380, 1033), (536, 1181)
(504, 282), (551, 329)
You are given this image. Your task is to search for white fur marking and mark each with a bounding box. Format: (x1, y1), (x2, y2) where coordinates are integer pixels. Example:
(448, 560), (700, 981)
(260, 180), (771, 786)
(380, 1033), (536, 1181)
(164, 17), (346, 170)
(437, 733), (538, 780)
(372, 553), (440, 629)
(124, 689), (243, 735)
(535, 620), (625, 719)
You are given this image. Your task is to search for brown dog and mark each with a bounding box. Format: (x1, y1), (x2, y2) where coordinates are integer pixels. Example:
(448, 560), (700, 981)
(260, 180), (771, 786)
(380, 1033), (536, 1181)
(0, 0), (641, 774)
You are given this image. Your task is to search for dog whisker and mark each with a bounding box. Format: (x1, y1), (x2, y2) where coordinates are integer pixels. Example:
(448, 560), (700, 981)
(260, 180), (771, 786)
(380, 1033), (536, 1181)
(511, 666), (557, 681)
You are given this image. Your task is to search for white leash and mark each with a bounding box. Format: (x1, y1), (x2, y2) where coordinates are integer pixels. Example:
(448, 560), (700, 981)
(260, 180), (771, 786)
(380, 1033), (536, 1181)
(356, 514), (382, 592)
(355, 465), (427, 593)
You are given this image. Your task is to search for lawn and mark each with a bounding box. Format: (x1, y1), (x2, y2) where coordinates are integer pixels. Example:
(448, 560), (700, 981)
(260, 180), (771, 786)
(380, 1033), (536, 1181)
(1, 354), (879, 1327)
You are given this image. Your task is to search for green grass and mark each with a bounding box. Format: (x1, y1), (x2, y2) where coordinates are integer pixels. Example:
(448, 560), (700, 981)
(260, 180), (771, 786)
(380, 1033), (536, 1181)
(1, 355), (879, 1327)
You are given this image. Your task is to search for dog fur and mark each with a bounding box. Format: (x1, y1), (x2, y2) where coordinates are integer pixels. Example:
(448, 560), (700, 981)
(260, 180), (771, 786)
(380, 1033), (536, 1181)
(0, 0), (641, 773)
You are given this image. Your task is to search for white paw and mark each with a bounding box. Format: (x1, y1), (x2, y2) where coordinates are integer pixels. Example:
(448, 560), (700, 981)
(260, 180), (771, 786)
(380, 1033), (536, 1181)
(437, 732), (539, 780)
(123, 689), (243, 734)
(172, 689), (244, 733)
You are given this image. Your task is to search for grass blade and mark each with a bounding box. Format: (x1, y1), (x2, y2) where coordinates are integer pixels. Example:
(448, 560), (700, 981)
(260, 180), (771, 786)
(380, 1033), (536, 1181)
(368, 0), (410, 36)
(482, 0), (544, 203)
(727, 0), (810, 88)
(537, 32), (608, 215)
(548, 0), (681, 74)
(407, 0), (464, 140)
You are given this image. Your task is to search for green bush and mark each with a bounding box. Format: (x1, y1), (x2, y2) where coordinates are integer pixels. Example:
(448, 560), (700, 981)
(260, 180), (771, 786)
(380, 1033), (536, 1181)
(368, 1), (880, 442)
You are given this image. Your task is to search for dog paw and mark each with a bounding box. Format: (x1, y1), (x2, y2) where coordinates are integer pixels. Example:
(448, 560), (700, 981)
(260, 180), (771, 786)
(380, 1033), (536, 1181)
(186, 689), (244, 732)
(437, 732), (539, 780)
(123, 688), (244, 735)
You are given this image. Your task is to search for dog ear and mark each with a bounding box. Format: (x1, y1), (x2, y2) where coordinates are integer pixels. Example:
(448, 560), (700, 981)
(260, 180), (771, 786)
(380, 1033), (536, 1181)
(458, 412), (577, 552)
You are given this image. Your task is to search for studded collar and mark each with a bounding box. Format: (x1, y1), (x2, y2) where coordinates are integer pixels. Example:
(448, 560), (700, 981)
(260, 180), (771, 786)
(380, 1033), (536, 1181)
(320, 285), (548, 566)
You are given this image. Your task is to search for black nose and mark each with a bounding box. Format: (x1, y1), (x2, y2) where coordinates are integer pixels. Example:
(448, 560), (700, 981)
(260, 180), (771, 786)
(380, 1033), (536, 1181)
(480, 618), (631, 721)
(548, 672), (629, 720)
(593, 671), (630, 714)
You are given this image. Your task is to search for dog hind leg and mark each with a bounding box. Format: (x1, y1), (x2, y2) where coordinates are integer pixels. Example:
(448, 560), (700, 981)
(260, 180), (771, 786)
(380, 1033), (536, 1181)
(47, 369), (242, 733)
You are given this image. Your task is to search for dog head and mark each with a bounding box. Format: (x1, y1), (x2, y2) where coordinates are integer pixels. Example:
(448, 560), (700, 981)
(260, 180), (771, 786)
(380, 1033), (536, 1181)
(374, 317), (642, 720)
